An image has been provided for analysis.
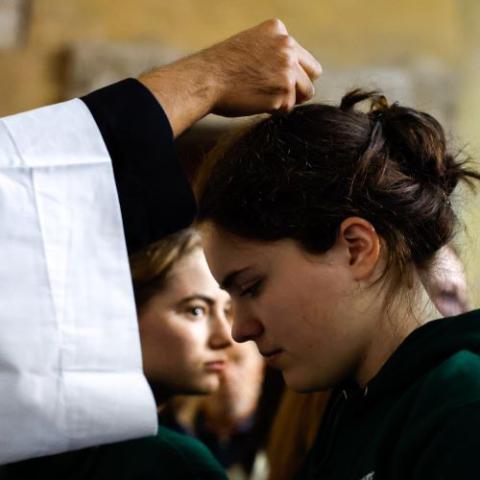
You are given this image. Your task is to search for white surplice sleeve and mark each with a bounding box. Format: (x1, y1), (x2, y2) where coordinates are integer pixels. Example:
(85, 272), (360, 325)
(0, 79), (196, 464)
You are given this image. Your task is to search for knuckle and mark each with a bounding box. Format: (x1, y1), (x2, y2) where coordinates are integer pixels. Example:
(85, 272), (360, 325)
(279, 34), (295, 49)
(273, 75), (294, 95)
(277, 40), (296, 67)
(266, 18), (286, 32)
(279, 51), (296, 70)
(283, 72), (296, 90)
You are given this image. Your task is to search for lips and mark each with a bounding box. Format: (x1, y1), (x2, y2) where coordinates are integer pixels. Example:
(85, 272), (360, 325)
(204, 360), (226, 372)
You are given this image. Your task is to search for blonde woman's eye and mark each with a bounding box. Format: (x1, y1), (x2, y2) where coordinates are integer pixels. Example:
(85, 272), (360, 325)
(188, 306), (206, 317)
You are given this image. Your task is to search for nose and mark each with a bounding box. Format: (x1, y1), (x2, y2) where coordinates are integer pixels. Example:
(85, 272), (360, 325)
(231, 303), (264, 343)
(208, 309), (234, 350)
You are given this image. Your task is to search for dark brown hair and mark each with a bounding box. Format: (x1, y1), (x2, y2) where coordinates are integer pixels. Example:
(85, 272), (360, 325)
(196, 90), (480, 280)
(129, 228), (201, 311)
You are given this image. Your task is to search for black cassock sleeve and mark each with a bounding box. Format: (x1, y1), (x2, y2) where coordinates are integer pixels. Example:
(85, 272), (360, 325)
(81, 78), (196, 254)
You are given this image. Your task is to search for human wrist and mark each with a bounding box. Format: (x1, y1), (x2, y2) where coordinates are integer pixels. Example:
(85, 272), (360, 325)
(138, 55), (220, 137)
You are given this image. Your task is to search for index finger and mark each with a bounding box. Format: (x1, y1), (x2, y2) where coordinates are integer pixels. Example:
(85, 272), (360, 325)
(295, 41), (322, 80)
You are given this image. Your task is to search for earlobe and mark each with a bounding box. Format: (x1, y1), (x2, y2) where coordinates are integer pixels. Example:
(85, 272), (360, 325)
(338, 217), (381, 281)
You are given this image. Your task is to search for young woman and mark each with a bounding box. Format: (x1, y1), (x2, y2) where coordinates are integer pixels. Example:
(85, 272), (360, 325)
(264, 244), (470, 480)
(131, 228), (233, 404)
(4, 228), (232, 479)
(196, 90), (480, 479)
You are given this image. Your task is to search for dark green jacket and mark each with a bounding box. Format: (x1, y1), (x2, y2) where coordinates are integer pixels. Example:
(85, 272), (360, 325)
(2, 425), (227, 480)
(297, 309), (480, 480)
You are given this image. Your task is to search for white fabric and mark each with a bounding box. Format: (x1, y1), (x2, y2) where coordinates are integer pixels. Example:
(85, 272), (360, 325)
(0, 99), (157, 464)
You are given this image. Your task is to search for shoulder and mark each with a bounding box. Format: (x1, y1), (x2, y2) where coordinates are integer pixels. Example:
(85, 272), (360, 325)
(150, 425), (222, 462)
(394, 351), (480, 477)
(403, 350), (480, 434)
(412, 399), (480, 478)
(422, 350), (480, 406)
(116, 425), (227, 479)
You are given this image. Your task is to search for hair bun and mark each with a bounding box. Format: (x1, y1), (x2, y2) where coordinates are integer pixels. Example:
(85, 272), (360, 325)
(378, 103), (452, 191)
(340, 89), (467, 196)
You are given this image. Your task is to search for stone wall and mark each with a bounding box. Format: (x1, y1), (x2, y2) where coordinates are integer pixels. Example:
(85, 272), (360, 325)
(0, 0), (30, 49)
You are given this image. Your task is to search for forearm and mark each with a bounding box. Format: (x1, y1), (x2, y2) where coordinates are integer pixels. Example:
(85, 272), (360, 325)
(139, 55), (217, 138)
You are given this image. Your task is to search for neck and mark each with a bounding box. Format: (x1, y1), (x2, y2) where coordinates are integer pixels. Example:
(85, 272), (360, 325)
(355, 274), (441, 387)
(203, 408), (253, 440)
(149, 381), (173, 407)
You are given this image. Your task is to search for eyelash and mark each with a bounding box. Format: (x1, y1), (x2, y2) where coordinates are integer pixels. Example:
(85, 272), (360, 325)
(239, 279), (263, 298)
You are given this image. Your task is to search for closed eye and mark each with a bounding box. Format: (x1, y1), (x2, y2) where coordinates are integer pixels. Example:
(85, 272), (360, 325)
(239, 279), (263, 298)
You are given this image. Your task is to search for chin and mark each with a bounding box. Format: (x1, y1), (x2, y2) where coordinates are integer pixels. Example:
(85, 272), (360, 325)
(191, 375), (220, 395)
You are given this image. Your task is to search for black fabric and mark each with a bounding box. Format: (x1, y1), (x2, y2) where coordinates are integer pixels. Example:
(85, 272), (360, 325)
(81, 78), (196, 254)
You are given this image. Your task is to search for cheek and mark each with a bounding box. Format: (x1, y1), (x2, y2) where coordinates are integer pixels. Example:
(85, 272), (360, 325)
(257, 269), (353, 358)
(140, 316), (209, 364)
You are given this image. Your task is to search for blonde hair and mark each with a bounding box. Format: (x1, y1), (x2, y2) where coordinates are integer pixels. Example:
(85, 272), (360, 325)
(129, 228), (202, 310)
(266, 390), (331, 480)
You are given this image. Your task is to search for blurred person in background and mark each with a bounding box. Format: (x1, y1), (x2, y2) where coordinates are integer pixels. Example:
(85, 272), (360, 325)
(3, 228), (233, 479)
(422, 244), (470, 317)
(160, 340), (267, 479)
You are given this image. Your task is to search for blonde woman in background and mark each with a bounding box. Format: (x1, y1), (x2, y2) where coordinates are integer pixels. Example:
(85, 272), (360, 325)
(5, 229), (232, 479)
(160, 340), (267, 480)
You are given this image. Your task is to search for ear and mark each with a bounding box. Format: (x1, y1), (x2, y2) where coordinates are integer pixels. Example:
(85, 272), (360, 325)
(336, 217), (381, 281)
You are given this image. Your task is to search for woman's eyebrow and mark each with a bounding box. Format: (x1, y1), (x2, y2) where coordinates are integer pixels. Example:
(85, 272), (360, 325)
(220, 267), (251, 290)
(178, 295), (214, 306)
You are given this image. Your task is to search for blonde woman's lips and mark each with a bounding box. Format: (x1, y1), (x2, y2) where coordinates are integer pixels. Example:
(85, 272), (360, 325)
(204, 360), (226, 372)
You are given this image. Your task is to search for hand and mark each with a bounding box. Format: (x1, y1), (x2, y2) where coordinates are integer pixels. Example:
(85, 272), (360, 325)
(206, 18), (322, 115)
(139, 19), (321, 137)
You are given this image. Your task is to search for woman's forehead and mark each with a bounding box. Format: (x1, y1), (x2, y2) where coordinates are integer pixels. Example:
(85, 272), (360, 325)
(164, 249), (230, 301)
(200, 226), (309, 283)
(165, 250), (212, 287)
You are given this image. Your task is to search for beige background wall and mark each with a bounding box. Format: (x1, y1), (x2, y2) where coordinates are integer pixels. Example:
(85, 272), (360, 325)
(0, 0), (466, 115)
(0, 0), (479, 304)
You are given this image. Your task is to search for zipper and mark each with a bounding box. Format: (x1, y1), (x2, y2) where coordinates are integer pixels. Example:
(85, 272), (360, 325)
(309, 388), (349, 472)
(307, 384), (369, 476)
